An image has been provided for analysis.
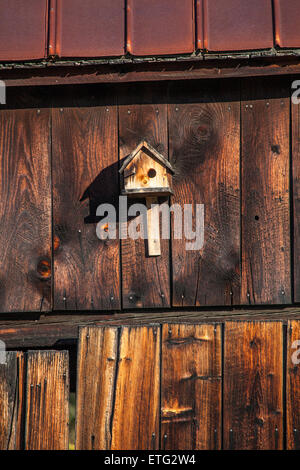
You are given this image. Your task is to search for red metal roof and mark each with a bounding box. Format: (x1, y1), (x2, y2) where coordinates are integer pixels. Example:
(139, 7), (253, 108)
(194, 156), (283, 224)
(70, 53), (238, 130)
(0, 0), (48, 61)
(1, 0), (300, 62)
(51, 0), (124, 57)
(274, 0), (300, 48)
(127, 0), (194, 56)
(201, 0), (273, 52)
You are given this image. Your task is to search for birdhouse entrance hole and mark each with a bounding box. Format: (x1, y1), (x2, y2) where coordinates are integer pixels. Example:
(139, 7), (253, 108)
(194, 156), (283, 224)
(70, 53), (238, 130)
(148, 168), (156, 178)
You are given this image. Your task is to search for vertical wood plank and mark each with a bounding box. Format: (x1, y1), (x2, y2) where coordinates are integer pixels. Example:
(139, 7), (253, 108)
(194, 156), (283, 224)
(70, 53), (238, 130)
(169, 80), (240, 307)
(0, 103), (51, 312)
(241, 78), (291, 304)
(0, 352), (24, 450)
(52, 85), (120, 310)
(25, 350), (69, 450)
(287, 320), (300, 449)
(161, 323), (222, 449)
(15, 352), (26, 450)
(224, 321), (283, 450)
(119, 84), (170, 308)
(110, 325), (160, 450)
(76, 326), (119, 450)
(76, 325), (160, 450)
(292, 94), (300, 302)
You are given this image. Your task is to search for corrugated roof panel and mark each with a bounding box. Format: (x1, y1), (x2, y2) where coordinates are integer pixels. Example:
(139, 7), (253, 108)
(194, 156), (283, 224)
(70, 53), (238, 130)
(127, 0), (194, 56)
(274, 0), (300, 48)
(0, 0), (48, 61)
(204, 0), (273, 51)
(54, 0), (124, 57)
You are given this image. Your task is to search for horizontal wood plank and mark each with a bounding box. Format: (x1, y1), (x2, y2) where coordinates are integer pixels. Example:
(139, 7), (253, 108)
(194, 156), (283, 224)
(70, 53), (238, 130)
(1, 307), (300, 349)
(4, 58), (300, 88)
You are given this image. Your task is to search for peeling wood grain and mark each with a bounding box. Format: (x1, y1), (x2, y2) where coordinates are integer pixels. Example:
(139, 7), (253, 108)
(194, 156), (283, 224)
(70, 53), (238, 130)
(224, 321), (283, 449)
(25, 350), (69, 450)
(161, 323), (222, 449)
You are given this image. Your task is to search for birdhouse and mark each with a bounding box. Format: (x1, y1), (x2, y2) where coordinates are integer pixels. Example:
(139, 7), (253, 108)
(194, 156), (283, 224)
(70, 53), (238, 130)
(119, 140), (174, 198)
(119, 141), (175, 257)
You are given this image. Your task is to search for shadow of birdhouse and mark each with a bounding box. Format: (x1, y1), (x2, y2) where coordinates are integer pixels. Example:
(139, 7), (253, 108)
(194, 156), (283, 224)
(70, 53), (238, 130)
(80, 160), (120, 224)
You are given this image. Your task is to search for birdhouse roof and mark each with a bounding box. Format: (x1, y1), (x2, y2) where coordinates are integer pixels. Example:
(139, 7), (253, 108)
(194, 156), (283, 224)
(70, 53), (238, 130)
(119, 140), (175, 174)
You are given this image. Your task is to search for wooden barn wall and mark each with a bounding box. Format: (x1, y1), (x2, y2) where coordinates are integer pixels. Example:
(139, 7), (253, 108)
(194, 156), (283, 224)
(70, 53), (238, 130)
(0, 76), (298, 313)
(1, 320), (300, 450)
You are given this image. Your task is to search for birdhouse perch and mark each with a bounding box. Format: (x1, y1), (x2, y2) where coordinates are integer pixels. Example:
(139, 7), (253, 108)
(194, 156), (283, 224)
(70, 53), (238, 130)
(119, 140), (175, 256)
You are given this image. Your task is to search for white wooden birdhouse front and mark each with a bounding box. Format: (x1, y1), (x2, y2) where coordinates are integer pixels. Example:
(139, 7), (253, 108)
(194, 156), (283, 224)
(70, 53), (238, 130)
(119, 141), (175, 257)
(119, 140), (174, 197)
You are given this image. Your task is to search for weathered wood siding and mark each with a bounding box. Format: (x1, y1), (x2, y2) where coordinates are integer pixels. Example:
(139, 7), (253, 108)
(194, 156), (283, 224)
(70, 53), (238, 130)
(0, 320), (300, 449)
(0, 77), (298, 311)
